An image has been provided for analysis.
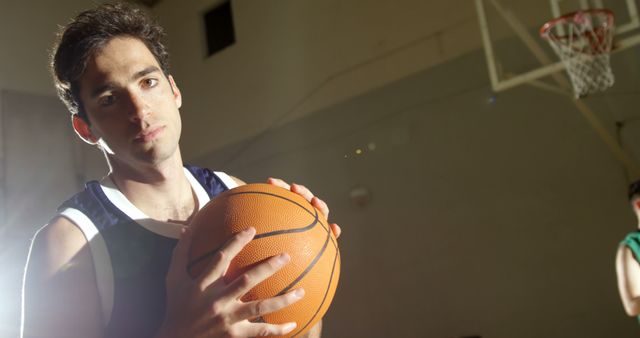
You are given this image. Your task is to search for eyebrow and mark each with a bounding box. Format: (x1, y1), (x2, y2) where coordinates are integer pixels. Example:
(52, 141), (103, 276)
(133, 66), (161, 80)
(89, 66), (161, 98)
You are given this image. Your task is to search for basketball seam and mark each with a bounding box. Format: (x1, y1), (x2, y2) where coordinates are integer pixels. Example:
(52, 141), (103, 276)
(253, 207), (319, 240)
(275, 221), (330, 297)
(291, 247), (340, 337)
(225, 191), (338, 249)
(196, 188), (337, 248)
(226, 190), (316, 216)
(188, 190), (338, 274)
(187, 207), (320, 274)
(186, 186), (341, 337)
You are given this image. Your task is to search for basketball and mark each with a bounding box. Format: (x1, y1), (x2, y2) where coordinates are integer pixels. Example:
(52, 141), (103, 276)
(187, 183), (340, 337)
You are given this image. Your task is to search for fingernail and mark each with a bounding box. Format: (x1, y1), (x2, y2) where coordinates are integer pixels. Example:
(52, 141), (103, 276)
(293, 288), (305, 299)
(283, 322), (297, 333)
(277, 253), (290, 265)
(243, 227), (255, 235)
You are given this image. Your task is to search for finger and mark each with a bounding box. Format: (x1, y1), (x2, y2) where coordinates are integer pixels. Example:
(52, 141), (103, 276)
(236, 321), (298, 337)
(222, 253), (291, 302)
(291, 183), (314, 202)
(267, 177), (291, 190)
(311, 196), (329, 218)
(232, 288), (304, 322)
(198, 227), (256, 288)
(330, 223), (341, 238)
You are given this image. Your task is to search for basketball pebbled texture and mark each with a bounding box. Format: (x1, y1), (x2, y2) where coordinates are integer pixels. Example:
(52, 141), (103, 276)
(187, 183), (340, 338)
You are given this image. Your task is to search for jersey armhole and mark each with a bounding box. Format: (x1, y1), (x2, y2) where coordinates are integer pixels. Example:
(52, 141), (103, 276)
(213, 171), (239, 189)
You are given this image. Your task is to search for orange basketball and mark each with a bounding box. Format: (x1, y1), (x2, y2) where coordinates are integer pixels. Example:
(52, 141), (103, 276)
(187, 183), (340, 337)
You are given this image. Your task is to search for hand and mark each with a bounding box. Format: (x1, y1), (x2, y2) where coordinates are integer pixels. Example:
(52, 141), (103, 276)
(267, 178), (341, 238)
(156, 227), (305, 338)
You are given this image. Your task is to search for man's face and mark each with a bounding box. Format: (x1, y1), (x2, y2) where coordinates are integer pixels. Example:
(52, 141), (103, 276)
(78, 36), (182, 167)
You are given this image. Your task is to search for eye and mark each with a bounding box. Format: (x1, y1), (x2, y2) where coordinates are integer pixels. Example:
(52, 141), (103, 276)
(98, 94), (116, 107)
(142, 78), (159, 88)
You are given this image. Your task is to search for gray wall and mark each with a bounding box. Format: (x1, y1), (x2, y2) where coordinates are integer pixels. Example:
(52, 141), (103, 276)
(0, 1), (99, 96)
(153, 0), (484, 160)
(194, 46), (640, 337)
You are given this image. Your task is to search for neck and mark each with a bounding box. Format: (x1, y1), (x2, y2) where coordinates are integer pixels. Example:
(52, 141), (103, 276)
(105, 149), (197, 223)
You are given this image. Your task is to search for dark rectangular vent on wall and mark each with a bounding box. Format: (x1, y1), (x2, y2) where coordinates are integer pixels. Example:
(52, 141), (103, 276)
(204, 0), (236, 56)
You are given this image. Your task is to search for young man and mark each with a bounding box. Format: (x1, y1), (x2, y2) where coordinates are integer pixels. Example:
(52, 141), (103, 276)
(21, 3), (340, 338)
(616, 180), (640, 321)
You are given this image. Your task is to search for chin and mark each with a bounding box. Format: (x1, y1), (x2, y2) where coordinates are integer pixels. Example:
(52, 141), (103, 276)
(139, 144), (179, 165)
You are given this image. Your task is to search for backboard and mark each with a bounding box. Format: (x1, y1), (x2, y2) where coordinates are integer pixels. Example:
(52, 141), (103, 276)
(475, 0), (640, 94)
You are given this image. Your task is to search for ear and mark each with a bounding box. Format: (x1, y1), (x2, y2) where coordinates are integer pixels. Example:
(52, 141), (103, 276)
(72, 115), (98, 145)
(167, 75), (182, 109)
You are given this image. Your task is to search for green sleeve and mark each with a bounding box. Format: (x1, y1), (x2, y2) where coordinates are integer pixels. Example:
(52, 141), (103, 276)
(621, 232), (640, 263)
(621, 233), (640, 324)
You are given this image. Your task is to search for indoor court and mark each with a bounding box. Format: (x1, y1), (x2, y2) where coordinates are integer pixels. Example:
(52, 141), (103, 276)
(1, 0), (640, 337)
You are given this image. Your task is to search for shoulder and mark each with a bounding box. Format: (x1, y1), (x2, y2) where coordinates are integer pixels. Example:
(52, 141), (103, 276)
(616, 244), (640, 282)
(619, 232), (640, 259)
(26, 216), (93, 280)
(618, 244), (636, 263)
(622, 230), (640, 243)
(56, 181), (104, 215)
(617, 244), (632, 261)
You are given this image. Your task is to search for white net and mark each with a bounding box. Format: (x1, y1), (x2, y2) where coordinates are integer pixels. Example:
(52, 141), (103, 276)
(541, 10), (615, 98)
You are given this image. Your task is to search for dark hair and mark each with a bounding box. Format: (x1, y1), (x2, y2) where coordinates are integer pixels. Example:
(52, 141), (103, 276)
(629, 179), (640, 201)
(51, 2), (170, 122)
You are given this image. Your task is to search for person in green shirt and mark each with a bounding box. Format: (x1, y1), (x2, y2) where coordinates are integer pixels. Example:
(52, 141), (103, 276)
(616, 180), (640, 320)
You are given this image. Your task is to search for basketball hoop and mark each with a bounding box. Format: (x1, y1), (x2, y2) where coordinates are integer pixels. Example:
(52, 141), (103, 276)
(540, 9), (615, 98)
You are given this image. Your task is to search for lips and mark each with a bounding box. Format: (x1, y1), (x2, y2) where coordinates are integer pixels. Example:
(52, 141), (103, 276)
(134, 125), (165, 142)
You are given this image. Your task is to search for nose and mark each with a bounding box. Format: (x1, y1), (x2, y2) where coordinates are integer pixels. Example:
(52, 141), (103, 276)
(126, 90), (151, 122)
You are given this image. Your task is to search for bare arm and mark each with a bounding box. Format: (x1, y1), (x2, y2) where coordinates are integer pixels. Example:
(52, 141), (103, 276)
(21, 217), (103, 338)
(616, 245), (640, 316)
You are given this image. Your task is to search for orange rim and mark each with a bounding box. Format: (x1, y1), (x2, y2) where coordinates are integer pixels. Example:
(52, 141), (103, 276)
(540, 8), (614, 39)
